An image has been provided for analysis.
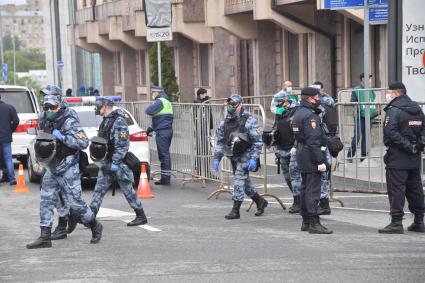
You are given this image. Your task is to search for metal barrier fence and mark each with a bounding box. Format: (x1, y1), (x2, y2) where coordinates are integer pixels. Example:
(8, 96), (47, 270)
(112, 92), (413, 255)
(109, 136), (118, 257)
(118, 92), (425, 205)
(118, 101), (286, 209)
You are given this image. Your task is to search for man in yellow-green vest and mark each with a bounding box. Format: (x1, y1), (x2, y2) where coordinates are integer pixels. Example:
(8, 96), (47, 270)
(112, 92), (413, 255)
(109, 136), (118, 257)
(146, 85), (174, 186)
(347, 73), (377, 162)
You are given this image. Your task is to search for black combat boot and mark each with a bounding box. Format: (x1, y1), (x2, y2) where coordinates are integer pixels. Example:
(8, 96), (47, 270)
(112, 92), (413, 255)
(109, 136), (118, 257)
(301, 216), (310, 231)
(51, 217), (68, 240)
(67, 213), (80, 234)
(407, 214), (424, 233)
(225, 201), (242, 220)
(309, 215), (333, 234)
(26, 227), (52, 249)
(128, 208), (148, 226)
(89, 219), (103, 244)
(288, 196), (301, 214)
(318, 198), (331, 215)
(378, 215), (404, 234)
(251, 193), (268, 216)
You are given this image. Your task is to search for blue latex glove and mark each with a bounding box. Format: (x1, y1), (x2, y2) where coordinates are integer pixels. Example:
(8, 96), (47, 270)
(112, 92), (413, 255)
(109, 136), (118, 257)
(247, 159), (257, 171)
(110, 163), (119, 173)
(213, 160), (220, 173)
(52, 129), (64, 141)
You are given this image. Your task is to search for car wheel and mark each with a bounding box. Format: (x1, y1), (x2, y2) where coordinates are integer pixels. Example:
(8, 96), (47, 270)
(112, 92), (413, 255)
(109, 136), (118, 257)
(27, 155), (40, 183)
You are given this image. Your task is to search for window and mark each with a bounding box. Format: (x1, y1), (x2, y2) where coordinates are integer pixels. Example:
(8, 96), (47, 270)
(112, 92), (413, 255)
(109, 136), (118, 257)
(199, 44), (210, 87)
(114, 51), (122, 85)
(136, 50), (147, 86)
(0, 91), (35, 113)
(287, 32), (300, 86)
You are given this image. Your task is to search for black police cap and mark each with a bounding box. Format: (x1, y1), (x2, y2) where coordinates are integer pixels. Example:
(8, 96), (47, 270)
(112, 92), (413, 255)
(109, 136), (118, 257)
(388, 82), (406, 91)
(301, 87), (319, 96)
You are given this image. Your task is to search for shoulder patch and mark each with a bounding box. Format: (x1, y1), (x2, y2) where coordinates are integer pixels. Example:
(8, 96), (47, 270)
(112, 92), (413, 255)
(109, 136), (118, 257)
(310, 119), (317, 129)
(120, 131), (127, 140)
(76, 131), (86, 140)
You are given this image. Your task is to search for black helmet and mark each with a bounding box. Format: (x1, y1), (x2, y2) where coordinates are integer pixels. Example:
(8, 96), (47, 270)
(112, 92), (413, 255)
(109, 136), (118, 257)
(262, 127), (274, 147)
(34, 132), (56, 165)
(230, 133), (251, 156)
(89, 136), (108, 167)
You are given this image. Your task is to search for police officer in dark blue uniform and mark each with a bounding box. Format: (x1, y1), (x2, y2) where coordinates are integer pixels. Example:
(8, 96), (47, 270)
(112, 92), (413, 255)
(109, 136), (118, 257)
(292, 87), (333, 234)
(145, 86), (174, 186)
(379, 82), (425, 234)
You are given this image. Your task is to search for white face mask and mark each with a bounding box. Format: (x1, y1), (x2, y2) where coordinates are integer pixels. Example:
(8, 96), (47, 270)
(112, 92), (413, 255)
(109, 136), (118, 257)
(286, 87), (293, 94)
(386, 93), (393, 103)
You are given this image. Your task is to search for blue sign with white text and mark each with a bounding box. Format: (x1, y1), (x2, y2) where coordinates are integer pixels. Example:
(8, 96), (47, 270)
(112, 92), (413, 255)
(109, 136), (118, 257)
(368, 0), (388, 6)
(324, 0), (363, 9)
(2, 64), (7, 83)
(324, 0), (387, 9)
(369, 7), (388, 24)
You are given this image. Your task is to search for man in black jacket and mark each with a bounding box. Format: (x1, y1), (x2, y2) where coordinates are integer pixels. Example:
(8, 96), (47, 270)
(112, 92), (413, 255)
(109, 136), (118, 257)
(0, 94), (19, 185)
(379, 82), (425, 234)
(292, 87), (332, 234)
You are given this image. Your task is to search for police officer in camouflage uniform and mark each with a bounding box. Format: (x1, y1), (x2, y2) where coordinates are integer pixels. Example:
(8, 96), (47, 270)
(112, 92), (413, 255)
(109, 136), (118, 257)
(269, 91), (302, 213)
(27, 95), (102, 249)
(213, 94), (266, 219)
(89, 97), (148, 226)
(37, 85), (73, 241)
(379, 82), (425, 234)
(292, 87), (332, 234)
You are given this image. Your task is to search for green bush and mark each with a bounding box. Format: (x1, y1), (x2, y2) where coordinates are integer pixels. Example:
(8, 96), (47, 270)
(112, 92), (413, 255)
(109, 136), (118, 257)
(149, 42), (179, 102)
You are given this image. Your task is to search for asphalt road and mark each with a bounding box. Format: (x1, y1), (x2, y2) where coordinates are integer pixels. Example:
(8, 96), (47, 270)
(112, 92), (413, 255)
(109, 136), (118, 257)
(0, 170), (424, 283)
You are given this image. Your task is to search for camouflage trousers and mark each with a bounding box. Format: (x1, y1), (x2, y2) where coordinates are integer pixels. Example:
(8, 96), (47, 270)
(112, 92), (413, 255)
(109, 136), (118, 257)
(276, 149), (292, 192)
(55, 191), (70, 218)
(90, 162), (142, 214)
(229, 153), (258, 202)
(289, 154), (302, 197)
(40, 164), (94, 228)
(320, 149), (332, 199)
(289, 149), (332, 199)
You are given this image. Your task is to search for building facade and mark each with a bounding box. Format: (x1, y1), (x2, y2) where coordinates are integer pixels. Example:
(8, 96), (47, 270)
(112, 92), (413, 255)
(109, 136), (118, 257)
(0, 10), (45, 50)
(72, 0), (388, 102)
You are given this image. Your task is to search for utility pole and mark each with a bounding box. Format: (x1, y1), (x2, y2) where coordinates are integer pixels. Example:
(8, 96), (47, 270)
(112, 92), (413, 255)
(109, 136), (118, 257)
(363, 0), (371, 155)
(0, 5), (4, 69)
(157, 42), (162, 87)
(69, 0), (77, 93)
(388, 0), (402, 83)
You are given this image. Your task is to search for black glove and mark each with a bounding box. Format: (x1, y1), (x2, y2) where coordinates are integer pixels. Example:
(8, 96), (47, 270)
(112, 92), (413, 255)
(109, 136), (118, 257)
(146, 127), (153, 137)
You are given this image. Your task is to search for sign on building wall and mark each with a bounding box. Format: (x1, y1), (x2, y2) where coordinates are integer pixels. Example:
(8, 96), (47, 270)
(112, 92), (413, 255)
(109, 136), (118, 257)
(369, 7), (388, 25)
(144, 0), (172, 42)
(402, 0), (425, 101)
(322, 0), (387, 10)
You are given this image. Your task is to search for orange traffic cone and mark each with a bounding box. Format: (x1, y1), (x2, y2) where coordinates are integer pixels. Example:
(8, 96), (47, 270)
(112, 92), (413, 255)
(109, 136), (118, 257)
(13, 164), (29, 193)
(137, 164), (154, 199)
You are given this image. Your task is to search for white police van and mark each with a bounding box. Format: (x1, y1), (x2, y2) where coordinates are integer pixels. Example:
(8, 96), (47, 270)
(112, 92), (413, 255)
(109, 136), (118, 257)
(0, 85), (40, 165)
(26, 96), (150, 186)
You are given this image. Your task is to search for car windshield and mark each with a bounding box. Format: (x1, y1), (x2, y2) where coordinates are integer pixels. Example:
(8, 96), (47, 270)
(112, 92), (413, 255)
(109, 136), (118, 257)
(76, 110), (134, 127)
(0, 90), (35, 113)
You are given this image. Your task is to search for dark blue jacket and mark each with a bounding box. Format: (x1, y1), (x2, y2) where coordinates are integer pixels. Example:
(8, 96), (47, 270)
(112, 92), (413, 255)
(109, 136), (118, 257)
(292, 101), (327, 173)
(0, 101), (19, 143)
(145, 92), (173, 131)
(383, 95), (425, 170)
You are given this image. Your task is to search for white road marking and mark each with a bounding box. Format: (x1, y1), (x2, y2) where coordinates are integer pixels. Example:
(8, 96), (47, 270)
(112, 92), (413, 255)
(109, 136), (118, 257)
(97, 207), (134, 218)
(97, 207), (161, 232)
(123, 220), (162, 232)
